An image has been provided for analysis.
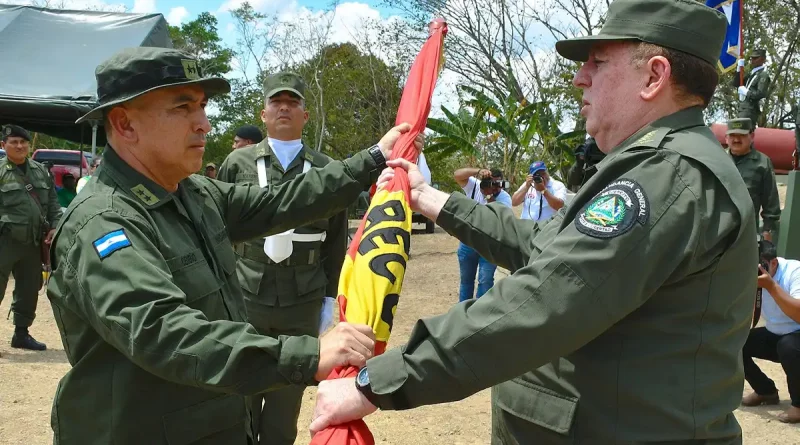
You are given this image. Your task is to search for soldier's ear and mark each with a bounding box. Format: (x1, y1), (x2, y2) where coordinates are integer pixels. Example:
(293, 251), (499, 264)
(303, 109), (309, 124)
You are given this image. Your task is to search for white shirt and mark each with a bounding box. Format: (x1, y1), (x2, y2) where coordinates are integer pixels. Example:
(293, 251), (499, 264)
(763, 257), (800, 335)
(268, 138), (303, 171)
(520, 178), (568, 222)
(462, 176), (512, 207)
(462, 176), (486, 204)
(418, 153), (432, 185)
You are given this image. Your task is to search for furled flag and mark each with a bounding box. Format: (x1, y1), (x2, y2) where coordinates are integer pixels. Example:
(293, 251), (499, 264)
(705, 0), (743, 73)
(309, 18), (448, 445)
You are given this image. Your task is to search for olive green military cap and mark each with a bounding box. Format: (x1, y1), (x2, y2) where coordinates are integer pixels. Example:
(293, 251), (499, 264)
(263, 72), (306, 100)
(555, 0), (727, 66)
(750, 48), (767, 58)
(76, 47), (231, 124)
(726, 118), (754, 135)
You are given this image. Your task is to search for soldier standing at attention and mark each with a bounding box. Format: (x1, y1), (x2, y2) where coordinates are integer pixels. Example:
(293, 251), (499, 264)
(733, 48), (771, 127)
(725, 117), (781, 240)
(46, 47), (420, 445)
(218, 72), (349, 445)
(0, 124), (60, 351)
(310, 1), (759, 443)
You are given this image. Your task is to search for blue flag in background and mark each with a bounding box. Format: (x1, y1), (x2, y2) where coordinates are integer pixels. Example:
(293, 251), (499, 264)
(706, 0), (742, 72)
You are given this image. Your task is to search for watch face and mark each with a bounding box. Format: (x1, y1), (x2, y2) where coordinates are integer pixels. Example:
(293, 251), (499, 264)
(357, 367), (369, 386)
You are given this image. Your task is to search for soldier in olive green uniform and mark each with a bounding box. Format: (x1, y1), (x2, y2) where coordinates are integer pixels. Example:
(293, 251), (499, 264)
(46, 47), (419, 445)
(725, 117), (781, 240)
(311, 1), (758, 444)
(0, 124), (60, 351)
(733, 48), (771, 127)
(218, 72), (348, 445)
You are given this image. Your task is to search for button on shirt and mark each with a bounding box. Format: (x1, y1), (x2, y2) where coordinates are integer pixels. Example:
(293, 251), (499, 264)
(520, 178), (568, 222)
(462, 176), (512, 207)
(763, 257), (800, 335)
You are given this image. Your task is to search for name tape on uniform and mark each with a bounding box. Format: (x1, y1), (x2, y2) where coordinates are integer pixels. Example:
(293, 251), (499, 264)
(93, 229), (132, 260)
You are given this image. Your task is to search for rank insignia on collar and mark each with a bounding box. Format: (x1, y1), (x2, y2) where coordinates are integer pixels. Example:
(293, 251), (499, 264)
(130, 184), (160, 206)
(575, 179), (649, 239)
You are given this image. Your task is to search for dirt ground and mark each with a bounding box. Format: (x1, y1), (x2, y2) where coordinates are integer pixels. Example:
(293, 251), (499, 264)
(1, 201), (799, 444)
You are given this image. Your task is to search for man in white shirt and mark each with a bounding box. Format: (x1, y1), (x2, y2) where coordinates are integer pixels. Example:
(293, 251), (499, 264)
(512, 160), (567, 222)
(742, 240), (800, 423)
(453, 167), (512, 302)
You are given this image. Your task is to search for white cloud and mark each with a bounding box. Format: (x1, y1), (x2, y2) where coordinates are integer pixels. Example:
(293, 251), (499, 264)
(131, 0), (155, 13)
(166, 6), (188, 25)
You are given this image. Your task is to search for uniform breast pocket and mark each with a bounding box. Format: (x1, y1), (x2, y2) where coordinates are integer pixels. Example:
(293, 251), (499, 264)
(167, 249), (227, 321)
(0, 182), (27, 207)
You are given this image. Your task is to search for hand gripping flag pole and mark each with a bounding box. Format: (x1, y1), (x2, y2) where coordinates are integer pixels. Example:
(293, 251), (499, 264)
(309, 18), (447, 445)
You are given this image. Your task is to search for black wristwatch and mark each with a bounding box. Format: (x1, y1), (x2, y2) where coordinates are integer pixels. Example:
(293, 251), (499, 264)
(367, 144), (387, 170)
(355, 366), (381, 408)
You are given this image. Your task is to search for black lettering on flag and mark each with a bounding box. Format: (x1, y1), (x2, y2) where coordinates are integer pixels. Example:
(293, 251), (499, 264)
(381, 293), (400, 332)
(357, 227), (410, 256)
(369, 253), (407, 284)
(365, 199), (406, 230)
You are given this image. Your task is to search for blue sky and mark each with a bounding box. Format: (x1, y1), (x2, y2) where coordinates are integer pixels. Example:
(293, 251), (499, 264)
(123, 0), (401, 49)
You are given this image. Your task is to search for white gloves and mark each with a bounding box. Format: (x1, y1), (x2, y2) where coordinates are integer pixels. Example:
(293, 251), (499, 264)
(738, 85), (749, 101)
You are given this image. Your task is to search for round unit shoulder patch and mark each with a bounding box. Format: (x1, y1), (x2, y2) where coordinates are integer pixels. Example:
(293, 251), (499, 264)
(575, 179), (650, 238)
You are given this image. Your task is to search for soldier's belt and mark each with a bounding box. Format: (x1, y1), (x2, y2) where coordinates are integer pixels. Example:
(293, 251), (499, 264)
(235, 243), (321, 266)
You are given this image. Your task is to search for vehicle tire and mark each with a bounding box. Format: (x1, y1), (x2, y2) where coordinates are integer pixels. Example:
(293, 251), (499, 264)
(425, 219), (435, 234)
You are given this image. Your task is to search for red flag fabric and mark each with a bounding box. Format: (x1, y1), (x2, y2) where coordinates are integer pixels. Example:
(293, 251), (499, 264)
(309, 19), (447, 445)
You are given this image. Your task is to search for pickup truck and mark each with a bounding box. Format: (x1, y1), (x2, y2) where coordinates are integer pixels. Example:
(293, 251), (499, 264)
(31, 149), (91, 188)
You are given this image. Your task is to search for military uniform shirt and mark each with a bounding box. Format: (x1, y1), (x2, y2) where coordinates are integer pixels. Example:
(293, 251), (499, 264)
(731, 146), (781, 232)
(46, 146), (380, 445)
(365, 107), (757, 443)
(0, 157), (61, 244)
(217, 140), (347, 306)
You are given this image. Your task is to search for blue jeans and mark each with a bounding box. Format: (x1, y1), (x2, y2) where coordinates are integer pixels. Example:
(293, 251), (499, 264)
(457, 242), (496, 302)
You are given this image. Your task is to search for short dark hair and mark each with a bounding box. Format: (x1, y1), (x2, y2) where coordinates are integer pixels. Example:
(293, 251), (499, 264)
(630, 43), (719, 107)
(490, 168), (503, 179)
(759, 240), (778, 262)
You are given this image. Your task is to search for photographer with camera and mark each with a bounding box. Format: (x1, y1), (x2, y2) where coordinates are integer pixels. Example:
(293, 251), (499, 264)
(512, 161), (567, 223)
(741, 240), (800, 423)
(453, 167), (512, 302)
(566, 136), (606, 191)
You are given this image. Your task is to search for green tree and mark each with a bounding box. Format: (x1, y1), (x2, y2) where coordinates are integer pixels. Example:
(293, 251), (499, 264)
(427, 84), (582, 185)
(169, 12), (234, 78)
(294, 43), (404, 159)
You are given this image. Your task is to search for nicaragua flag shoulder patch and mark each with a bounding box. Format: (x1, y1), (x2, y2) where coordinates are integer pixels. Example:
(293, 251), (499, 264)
(93, 229), (132, 260)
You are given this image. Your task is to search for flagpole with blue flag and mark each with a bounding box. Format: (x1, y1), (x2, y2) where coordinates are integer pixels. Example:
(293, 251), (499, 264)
(705, 0), (744, 83)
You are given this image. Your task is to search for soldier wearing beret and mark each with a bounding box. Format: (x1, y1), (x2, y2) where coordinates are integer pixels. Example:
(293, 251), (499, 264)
(311, 1), (757, 443)
(232, 124), (264, 150)
(218, 72), (349, 445)
(725, 117), (781, 240)
(733, 48), (771, 127)
(0, 124), (61, 351)
(46, 47), (420, 444)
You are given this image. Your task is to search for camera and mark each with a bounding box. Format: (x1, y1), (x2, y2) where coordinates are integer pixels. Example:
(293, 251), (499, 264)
(574, 138), (605, 165)
(480, 178), (509, 189)
(533, 175), (543, 184)
(759, 260), (770, 273)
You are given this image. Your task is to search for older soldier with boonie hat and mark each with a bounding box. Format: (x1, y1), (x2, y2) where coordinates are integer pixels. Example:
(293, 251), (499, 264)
(46, 46), (420, 445)
(311, 1), (758, 444)
(725, 117), (781, 241)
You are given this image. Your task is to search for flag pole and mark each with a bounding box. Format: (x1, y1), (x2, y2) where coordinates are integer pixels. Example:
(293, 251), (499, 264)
(739, 0), (745, 85)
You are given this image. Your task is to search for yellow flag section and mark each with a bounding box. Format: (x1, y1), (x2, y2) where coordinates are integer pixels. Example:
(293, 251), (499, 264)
(337, 186), (412, 352)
